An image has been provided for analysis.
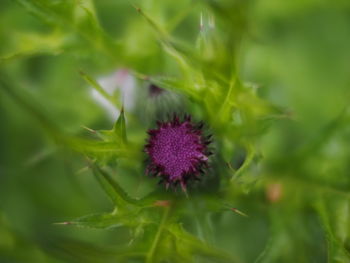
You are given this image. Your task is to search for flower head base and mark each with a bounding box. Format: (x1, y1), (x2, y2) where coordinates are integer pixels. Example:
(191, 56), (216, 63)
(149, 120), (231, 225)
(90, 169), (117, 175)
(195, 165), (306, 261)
(148, 84), (164, 97)
(144, 114), (212, 191)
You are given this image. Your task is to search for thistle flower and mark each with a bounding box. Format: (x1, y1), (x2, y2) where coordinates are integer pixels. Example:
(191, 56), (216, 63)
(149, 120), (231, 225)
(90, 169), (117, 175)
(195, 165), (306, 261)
(148, 83), (164, 97)
(144, 114), (212, 191)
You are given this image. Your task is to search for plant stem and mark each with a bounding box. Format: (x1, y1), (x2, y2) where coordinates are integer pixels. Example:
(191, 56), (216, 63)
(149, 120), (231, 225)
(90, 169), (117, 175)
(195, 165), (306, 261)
(146, 206), (171, 263)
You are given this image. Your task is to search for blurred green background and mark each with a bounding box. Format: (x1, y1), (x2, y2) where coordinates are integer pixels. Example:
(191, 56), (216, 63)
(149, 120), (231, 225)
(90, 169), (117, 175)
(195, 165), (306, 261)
(1, 0), (350, 262)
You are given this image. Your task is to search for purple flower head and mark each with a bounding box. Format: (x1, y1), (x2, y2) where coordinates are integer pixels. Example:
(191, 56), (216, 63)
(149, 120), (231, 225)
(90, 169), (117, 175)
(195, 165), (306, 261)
(148, 84), (164, 97)
(144, 114), (212, 191)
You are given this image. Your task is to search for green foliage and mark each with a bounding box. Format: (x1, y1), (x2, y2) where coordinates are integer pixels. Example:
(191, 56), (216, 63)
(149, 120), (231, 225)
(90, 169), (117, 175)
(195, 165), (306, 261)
(1, 0), (350, 262)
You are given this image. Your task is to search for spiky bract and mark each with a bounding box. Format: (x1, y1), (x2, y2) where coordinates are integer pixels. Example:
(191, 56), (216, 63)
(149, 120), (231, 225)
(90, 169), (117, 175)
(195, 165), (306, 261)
(144, 114), (212, 190)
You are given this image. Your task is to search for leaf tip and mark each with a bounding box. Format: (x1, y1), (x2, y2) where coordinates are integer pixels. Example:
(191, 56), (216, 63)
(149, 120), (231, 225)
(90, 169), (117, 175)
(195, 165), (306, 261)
(53, 221), (73, 226)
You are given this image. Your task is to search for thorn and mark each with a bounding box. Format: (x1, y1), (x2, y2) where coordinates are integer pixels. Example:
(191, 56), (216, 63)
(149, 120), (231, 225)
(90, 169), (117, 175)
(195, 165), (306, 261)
(197, 121), (204, 129)
(209, 15), (215, 29)
(53, 221), (72, 225)
(75, 166), (89, 175)
(153, 200), (171, 207)
(132, 4), (141, 13)
(144, 143), (151, 148)
(230, 208), (249, 218)
(78, 70), (86, 77)
(147, 129), (158, 136)
(81, 125), (96, 134)
(204, 140), (212, 145)
(180, 181), (188, 197)
(226, 162), (235, 171)
(184, 114), (191, 121)
(173, 114), (179, 124)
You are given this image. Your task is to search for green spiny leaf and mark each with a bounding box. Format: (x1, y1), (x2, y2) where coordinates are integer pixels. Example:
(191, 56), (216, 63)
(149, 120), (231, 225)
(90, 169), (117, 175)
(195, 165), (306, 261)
(167, 224), (238, 263)
(80, 71), (119, 107)
(15, 0), (119, 58)
(57, 211), (148, 230)
(97, 108), (127, 146)
(91, 164), (140, 207)
(133, 5), (191, 77)
(113, 107), (127, 144)
(230, 142), (257, 183)
(57, 213), (124, 229)
(0, 31), (64, 62)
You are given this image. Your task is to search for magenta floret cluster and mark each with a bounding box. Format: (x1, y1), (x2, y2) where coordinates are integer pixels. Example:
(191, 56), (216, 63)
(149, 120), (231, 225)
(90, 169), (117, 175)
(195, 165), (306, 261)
(144, 114), (212, 190)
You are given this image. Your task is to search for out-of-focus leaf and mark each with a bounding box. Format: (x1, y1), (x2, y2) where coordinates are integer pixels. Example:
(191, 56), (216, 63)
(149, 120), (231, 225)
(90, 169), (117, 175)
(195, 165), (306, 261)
(39, 236), (145, 263)
(133, 5), (191, 76)
(0, 76), (127, 164)
(0, 213), (57, 263)
(167, 223), (238, 263)
(149, 75), (202, 101)
(80, 71), (118, 107)
(91, 164), (140, 207)
(230, 142), (256, 182)
(315, 196), (350, 262)
(0, 31), (64, 61)
(14, 0), (119, 58)
(216, 76), (238, 125)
